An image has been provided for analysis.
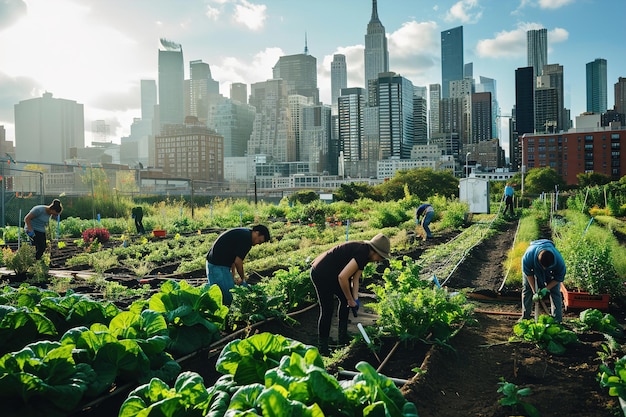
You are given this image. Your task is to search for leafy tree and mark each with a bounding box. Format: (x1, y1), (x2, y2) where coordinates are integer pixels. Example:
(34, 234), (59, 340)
(333, 182), (382, 202)
(523, 167), (566, 195)
(577, 172), (611, 187)
(289, 190), (319, 205)
(377, 168), (459, 201)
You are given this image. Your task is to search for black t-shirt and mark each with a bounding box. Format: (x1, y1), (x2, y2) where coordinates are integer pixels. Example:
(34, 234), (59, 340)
(311, 241), (370, 287)
(206, 228), (252, 266)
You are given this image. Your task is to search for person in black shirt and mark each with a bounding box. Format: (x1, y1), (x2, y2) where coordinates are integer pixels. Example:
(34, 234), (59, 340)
(131, 206), (145, 234)
(309, 233), (391, 354)
(205, 225), (270, 305)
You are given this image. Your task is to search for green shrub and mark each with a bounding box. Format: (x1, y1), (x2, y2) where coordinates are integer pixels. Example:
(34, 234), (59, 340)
(2, 245), (37, 275)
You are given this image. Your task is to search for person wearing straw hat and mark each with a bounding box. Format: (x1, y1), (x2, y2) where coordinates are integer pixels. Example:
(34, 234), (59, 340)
(24, 199), (63, 260)
(309, 233), (391, 354)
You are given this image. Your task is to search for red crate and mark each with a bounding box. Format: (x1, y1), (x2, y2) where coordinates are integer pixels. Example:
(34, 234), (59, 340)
(563, 290), (609, 311)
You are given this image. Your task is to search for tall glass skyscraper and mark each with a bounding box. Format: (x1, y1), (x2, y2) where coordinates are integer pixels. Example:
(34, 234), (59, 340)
(158, 38), (185, 128)
(187, 60), (219, 123)
(330, 54), (347, 114)
(364, 0), (388, 103)
(527, 28), (547, 77)
(441, 26), (464, 99)
(375, 72), (415, 159)
(586, 58), (607, 113)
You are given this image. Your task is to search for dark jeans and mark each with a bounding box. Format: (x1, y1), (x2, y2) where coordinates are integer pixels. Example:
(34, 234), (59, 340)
(134, 216), (145, 234)
(30, 231), (47, 260)
(505, 196), (514, 215)
(310, 270), (349, 340)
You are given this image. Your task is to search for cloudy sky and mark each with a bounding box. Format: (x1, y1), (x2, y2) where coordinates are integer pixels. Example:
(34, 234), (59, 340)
(0, 0), (624, 157)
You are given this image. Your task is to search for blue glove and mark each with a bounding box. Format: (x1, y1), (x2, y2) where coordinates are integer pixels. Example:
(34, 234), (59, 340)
(351, 298), (360, 317)
(26, 230), (35, 238)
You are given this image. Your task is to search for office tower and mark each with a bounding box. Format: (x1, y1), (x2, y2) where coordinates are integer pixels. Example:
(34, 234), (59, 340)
(230, 82), (247, 104)
(414, 86), (427, 99)
(413, 94), (428, 145)
(288, 94), (312, 161)
(338, 87), (366, 163)
(449, 78), (473, 145)
(158, 38), (185, 128)
(540, 64), (566, 131)
(471, 92), (492, 142)
(429, 84), (441, 138)
(374, 72), (415, 159)
(209, 96), (255, 158)
(14, 92), (84, 164)
(476, 76), (499, 139)
(586, 58), (607, 113)
(247, 79), (294, 163)
(140, 79), (157, 120)
(187, 60), (220, 123)
(535, 85), (560, 133)
(464, 62), (473, 79)
(527, 28), (547, 77)
(273, 51), (319, 104)
(616, 77), (626, 117)
(301, 104), (332, 173)
(364, 0), (389, 103)
(441, 26), (464, 98)
(330, 54), (347, 114)
(515, 67), (535, 137)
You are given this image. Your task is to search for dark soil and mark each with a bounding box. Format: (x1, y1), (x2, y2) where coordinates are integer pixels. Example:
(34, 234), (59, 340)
(5, 219), (626, 417)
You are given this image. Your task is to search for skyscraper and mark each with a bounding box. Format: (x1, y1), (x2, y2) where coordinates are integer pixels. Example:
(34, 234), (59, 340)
(247, 79), (294, 163)
(187, 60), (219, 123)
(527, 28), (547, 77)
(471, 92), (492, 143)
(375, 72), (415, 159)
(476, 76), (499, 139)
(301, 104), (332, 173)
(14, 92), (85, 164)
(616, 77), (626, 117)
(586, 58), (608, 113)
(273, 52), (319, 104)
(515, 67), (535, 138)
(540, 64), (566, 131)
(429, 84), (441, 138)
(441, 26), (464, 99)
(364, 0), (389, 103)
(230, 82), (248, 104)
(158, 38), (185, 128)
(209, 96), (255, 158)
(338, 87), (366, 163)
(140, 79), (157, 121)
(330, 54), (347, 114)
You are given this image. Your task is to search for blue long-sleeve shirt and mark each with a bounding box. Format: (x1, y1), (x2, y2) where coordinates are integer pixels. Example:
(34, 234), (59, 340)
(522, 239), (566, 285)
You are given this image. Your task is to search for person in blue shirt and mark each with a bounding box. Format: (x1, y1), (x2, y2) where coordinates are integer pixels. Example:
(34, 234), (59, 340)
(415, 203), (435, 240)
(24, 199), (63, 260)
(504, 183), (515, 216)
(205, 225), (270, 305)
(521, 239), (566, 322)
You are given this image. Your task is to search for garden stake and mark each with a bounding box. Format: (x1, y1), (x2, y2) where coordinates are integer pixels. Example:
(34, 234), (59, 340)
(357, 323), (382, 363)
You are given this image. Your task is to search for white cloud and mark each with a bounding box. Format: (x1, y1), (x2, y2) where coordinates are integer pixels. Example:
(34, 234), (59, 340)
(538, 0), (575, 9)
(205, 6), (220, 20)
(445, 0), (483, 23)
(476, 22), (568, 59)
(233, 1), (267, 31)
(388, 21), (438, 58)
(213, 46), (283, 92)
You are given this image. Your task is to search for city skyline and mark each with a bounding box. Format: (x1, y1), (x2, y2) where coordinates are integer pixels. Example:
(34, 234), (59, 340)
(0, 0), (624, 159)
